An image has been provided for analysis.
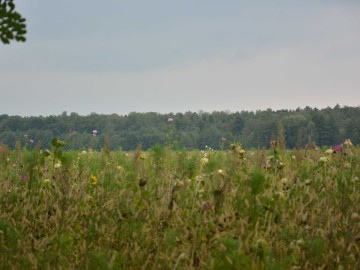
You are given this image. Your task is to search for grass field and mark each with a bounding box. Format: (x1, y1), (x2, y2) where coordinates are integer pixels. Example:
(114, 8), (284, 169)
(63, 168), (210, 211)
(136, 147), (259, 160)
(0, 140), (359, 269)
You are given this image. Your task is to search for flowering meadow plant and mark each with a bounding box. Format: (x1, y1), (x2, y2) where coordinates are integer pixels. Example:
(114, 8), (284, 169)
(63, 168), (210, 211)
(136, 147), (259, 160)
(0, 138), (359, 269)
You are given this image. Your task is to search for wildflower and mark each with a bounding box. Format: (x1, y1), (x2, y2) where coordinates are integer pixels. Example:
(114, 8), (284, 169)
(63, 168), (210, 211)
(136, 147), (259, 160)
(296, 239), (305, 247)
(167, 117), (174, 122)
(271, 140), (278, 149)
(92, 129), (97, 134)
(217, 169), (225, 176)
(54, 162), (62, 169)
(116, 165), (124, 172)
(343, 139), (353, 147)
(333, 145), (342, 153)
(20, 174), (29, 181)
(318, 156), (328, 163)
(139, 153), (146, 160)
(277, 160), (285, 169)
(200, 201), (212, 211)
(90, 175), (97, 185)
(43, 179), (50, 184)
(325, 149), (335, 155)
(281, 178), (288, 185)
(24, 134), (28, 139)
(222, 137), (227, 142)
(200, 157), (209, 166)
(29, 139), (34, 144)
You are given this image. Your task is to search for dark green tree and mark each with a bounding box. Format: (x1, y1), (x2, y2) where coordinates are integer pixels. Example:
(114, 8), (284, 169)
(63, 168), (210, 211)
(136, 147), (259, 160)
(0, 0), (26, 44)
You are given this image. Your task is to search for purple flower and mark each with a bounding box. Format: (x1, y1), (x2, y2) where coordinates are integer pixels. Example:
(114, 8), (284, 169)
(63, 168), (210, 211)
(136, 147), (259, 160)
(167, 117), (174, 123)
(222, 137), (227, 142)
(333, 145), (343, 153)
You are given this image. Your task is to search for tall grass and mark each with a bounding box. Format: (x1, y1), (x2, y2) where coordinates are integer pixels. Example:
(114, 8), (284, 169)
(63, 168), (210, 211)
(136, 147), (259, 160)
(0, 143), (359, 269)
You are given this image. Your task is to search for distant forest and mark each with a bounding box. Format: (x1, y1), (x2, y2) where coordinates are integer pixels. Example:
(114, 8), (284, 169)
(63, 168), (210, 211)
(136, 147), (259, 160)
(0, 105), (359, 150)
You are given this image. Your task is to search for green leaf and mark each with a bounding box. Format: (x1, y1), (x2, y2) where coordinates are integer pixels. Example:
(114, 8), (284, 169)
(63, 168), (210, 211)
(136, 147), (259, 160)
(250, 171), (265, 196)
(55, 150), (63, 160)
(51, 137), (58, 148)
(42, 150), (51, 157)
(58, 140), (67, 148)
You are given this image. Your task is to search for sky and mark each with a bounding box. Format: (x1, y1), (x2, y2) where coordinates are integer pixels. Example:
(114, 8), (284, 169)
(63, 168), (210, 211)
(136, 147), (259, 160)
(1, 0), (360, 116)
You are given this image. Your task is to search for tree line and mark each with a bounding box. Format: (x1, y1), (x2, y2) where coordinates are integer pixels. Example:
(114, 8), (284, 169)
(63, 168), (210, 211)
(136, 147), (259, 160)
(0, 105), (359, 151)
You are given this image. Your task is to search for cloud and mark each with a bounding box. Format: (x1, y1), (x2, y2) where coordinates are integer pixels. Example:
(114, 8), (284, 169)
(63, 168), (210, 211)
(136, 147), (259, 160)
(2, 41), (359, 116)
(1, 0), (359, 116)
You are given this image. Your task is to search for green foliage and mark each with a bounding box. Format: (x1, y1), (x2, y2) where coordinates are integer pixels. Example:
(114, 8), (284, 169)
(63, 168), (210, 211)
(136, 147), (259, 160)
(43, 137), (68, 164)
(0, 219), (18, 252)
(213, 237), (250, 270)
(0, 0), (26, 44)
(1, 106), (359, 151)
(250, 171), (266, 196)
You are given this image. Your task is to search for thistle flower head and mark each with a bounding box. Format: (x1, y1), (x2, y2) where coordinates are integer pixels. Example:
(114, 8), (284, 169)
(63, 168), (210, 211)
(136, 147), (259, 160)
(333, 145), (342, 153)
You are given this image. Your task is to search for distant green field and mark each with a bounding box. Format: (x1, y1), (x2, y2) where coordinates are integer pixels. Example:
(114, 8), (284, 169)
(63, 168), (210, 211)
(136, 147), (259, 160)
(0, 140), (359, 269)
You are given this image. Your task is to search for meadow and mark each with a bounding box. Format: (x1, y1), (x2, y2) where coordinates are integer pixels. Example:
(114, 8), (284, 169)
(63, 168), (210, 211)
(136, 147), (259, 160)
(0, 139), (359, 269)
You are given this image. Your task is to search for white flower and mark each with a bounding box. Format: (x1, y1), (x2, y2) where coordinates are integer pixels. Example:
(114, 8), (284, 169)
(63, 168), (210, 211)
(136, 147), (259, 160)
(200, 157), (209, 166)
(318, 156), (328, 163)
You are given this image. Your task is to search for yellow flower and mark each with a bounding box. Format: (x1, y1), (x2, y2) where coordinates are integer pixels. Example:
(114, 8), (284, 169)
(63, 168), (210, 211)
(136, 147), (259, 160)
(281, 178), (288, 185)
(54, 162), (62, 169)
(116, 165), (124, 173)
(90, 175), (97, 185)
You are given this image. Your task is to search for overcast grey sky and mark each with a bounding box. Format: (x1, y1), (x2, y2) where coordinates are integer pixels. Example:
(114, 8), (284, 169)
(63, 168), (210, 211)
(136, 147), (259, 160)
(1, 0), (360, 116)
